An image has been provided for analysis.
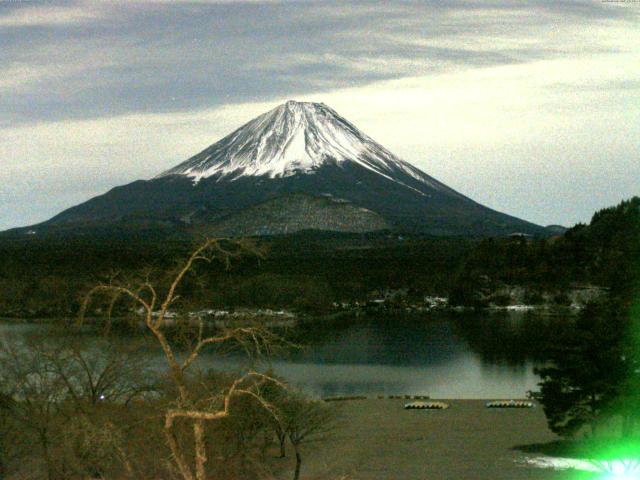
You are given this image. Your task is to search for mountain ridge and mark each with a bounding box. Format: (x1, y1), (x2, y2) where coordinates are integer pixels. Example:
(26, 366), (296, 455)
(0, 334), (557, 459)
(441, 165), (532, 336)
(157, 100), (462, 202)
(4, 100), (550, 238)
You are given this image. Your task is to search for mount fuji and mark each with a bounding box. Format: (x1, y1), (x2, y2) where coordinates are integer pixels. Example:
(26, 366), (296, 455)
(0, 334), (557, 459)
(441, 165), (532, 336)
(12, 101), (547, 237)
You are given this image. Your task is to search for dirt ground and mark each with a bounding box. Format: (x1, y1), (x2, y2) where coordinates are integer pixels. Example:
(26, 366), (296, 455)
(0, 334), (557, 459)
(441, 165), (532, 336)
(286, 399), (571, 480)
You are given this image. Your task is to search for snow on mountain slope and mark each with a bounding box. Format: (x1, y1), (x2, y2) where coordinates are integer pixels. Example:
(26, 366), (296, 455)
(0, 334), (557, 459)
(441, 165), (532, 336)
(3, 100), (549, 238)
(157, 100), (449, 195)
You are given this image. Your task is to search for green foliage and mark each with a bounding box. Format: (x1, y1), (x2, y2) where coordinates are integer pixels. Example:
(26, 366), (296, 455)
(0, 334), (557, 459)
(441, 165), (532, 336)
(0, 234), (472, 316)
(448, 196), (640, 306)
(448, 271), (488, 307)
(571, 196), (640, 296)
(534, 297), (639, 438)
(552, 292), (572, 307)
(218, 273), (333, 312)
(0, 392), (12, 479)
(523, 290), (545, 305)
(532, 197), (640, 439)
(0, 196), (637, 314)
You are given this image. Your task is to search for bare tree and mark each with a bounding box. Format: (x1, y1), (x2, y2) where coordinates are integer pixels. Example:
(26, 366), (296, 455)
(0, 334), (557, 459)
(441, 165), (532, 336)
(278, 392), (338, 480)
(79, 238), (289, 480)
(245, 374), (289, 459)
(0, 334), (155, 480)
(0, 392), (12, 480)
(0, 340), (69, 480)
(43, 339), (157, 409)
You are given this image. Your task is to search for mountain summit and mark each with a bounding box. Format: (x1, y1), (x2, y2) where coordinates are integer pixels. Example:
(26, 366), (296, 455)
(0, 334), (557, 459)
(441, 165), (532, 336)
(13, 101), (548, 237)
(161, 100), (388, 180)
(158, 100), (456, 197)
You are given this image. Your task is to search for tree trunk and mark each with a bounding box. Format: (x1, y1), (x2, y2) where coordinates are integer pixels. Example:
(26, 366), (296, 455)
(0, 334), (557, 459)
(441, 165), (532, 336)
(164, 420), (194, 480)
(260, 432), (271, 460)
(194, 419), (207, 480)
(40, 432), (54, 480)
(278, 432), (286, 458)
(293, 445), (302, 480)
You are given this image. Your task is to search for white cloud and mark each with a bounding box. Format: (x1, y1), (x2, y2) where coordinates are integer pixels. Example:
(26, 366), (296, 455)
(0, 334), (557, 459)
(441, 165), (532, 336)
(0, 64), (51, 90)
(0, 4), (101, 28)
(1, 0), (638, 230)
(2, 48), (638, 230)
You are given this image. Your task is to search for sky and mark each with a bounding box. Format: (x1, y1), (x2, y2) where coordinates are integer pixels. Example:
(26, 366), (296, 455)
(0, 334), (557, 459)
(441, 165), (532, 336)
(1, 0), (639, 231)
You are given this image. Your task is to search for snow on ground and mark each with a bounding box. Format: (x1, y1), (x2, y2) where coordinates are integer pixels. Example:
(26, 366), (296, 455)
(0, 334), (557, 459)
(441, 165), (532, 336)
(521, 456), (599, 472)
(157, 100), (448, 197)
(522, 456), (640, 478)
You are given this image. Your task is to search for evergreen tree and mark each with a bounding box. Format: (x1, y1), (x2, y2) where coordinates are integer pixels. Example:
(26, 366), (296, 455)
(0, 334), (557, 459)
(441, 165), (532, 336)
(535, 299), (629, 437)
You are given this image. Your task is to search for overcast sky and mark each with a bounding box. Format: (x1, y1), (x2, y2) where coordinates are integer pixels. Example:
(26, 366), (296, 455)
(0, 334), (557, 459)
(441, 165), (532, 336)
(1, 0), (639, 231)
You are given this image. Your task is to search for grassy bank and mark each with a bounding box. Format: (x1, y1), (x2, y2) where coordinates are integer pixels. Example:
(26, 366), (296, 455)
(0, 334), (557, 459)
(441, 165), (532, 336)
(293, 398), (576, 480)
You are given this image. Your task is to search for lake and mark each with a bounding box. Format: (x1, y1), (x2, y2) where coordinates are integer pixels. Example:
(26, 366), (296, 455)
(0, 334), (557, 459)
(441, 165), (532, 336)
(0, 311), (563, 399)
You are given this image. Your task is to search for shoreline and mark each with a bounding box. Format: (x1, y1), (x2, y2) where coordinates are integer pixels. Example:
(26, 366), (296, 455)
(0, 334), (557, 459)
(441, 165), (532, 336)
(0, 302), (582, 324)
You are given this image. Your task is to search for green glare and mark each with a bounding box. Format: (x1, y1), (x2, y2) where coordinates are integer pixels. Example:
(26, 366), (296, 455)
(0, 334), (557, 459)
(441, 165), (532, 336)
(558, 272), (640, 480)
(594, 280), (640, 479)
(555, 440), (640, 479)
(584, 288), (640, 480)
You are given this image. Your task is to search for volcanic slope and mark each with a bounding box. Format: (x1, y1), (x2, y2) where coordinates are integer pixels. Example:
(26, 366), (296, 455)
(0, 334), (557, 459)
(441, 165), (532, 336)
(18, 101), (547, 237)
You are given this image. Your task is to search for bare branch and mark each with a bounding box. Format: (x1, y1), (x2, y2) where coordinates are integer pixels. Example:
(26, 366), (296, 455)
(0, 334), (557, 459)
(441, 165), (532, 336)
(76, 237), (279, 480)
(78, 284), (152, 326)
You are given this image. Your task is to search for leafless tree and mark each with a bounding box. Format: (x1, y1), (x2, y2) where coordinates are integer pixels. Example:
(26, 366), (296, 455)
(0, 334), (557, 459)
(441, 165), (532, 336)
(0, 340), (69, 480)
(79, 238), (289, 480)
(0, 334), (156, 480)
(0, 391), (13, 479)
(277, 392), (338, 480)
(43, 340), (157, 409)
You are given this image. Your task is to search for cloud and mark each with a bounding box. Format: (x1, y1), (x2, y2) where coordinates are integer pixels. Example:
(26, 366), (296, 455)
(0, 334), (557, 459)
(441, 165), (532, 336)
(2, 48), (638, 230)
(0, 3), (102, 28)
(2, 0), (636, 125)
(0, 0), (638, 230)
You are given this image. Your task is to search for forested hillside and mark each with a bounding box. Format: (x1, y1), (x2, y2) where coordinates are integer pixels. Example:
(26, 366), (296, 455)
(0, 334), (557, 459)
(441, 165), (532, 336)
(0, 197), (637, 318)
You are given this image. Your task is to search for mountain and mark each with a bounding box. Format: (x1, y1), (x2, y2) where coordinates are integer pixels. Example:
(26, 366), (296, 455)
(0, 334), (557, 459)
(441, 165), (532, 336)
(8, 101), (549, 238)
(545, 225), (568, 236)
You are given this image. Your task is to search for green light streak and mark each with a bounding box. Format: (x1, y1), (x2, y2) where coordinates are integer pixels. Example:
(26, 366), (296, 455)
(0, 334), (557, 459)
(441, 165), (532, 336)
(559, 262), (640, 480)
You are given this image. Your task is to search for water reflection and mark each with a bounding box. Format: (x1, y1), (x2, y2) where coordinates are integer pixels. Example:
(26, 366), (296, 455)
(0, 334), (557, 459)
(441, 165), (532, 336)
(290, 319), (464, 366)
(451, 311), (565, 365)
(0, 311), (566, 399)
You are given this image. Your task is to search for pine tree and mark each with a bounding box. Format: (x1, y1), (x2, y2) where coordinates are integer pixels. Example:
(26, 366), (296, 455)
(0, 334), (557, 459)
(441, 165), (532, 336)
(535, 299), (628, 437)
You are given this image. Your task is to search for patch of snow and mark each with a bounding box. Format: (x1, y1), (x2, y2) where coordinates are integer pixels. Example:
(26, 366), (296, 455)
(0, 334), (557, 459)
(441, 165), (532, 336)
(503, 305), (536, 311)
(424, 296), (448, 308)
(521, 456), (640, 478)
(520, 456), (598, 472)
(156, 101), (452, 196)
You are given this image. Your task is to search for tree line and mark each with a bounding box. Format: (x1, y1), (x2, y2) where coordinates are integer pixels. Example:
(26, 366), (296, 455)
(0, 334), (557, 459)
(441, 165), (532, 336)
(532, 197), (640, 447)
(3, 199), (639, 317)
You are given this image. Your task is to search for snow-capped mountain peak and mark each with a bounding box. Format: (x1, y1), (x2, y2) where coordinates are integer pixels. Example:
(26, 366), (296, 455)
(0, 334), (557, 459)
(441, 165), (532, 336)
(157, 100), (443, 192)
(27, 101), (547, 238)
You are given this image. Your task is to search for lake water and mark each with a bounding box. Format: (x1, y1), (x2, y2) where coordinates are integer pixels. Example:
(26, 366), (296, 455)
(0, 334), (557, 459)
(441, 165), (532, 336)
(0, 311), (562, 399)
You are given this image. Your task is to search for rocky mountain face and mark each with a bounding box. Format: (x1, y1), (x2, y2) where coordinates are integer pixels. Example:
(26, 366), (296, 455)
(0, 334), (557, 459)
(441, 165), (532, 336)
(11, 101), (548, 238)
